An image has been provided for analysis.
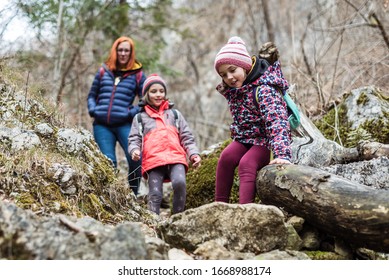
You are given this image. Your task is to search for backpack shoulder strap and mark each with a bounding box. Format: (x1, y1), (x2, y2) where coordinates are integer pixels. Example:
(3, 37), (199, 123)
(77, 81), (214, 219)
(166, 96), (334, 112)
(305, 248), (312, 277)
(172, 109), (179, 130)
(135, 71), (143, 97)
(252, 87), (260, 107)
(136, 71), (142, 85)
(99, 66), (105, 80)
(135, 113), (143, 135)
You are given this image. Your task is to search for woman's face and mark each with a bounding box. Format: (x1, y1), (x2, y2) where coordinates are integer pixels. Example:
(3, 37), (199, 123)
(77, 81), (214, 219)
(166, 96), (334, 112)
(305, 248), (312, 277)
(218, 64), (247, 88)
(148, 83), (166, 108)
(116, 41), (131, 68)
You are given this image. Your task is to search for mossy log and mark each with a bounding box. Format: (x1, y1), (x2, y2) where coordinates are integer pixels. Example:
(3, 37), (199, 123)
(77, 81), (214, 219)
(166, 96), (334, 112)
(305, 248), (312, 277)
(256, 164), (389, 252)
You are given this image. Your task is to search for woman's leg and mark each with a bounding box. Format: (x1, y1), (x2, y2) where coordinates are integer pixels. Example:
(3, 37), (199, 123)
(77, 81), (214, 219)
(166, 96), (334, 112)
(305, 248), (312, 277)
(147, 166), (165, 214)
(168, 164), (187, 214)
(93, 124), (117, 167)
(215, 141), (249, 202)
(238, 145), (270, 204)
(117, 123), (142, 195)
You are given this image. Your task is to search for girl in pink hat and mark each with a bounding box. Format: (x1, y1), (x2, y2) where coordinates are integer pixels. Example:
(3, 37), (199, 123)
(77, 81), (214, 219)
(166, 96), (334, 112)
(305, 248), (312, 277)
(214, 36), (292, 204)
(128, 74), (201, 215)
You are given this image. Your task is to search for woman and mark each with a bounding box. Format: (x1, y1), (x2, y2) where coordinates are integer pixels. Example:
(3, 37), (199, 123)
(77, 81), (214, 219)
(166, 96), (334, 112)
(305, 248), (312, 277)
(87, 36), (146, 195)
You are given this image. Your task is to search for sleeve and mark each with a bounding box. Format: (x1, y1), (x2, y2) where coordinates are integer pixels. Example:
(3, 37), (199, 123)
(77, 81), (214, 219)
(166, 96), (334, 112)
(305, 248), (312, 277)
(87, 70), (101, 117)
(256, 85), (292, 161)
(176, 110), (200, 158)
(128, 105), (140, 119)
(128, 115), (143, 155)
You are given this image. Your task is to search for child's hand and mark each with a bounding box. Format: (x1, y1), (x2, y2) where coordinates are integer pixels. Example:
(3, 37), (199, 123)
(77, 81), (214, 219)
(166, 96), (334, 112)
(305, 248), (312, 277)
(131, 149), (141, 161)
(269, 158), (291, 165)
(190, 154), (202, 168)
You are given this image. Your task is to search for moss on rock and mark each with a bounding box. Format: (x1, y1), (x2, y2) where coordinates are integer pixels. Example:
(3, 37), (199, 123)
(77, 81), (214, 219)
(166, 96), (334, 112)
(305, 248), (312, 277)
(0, 65), (157, 227)
(314, 87), (389, 147)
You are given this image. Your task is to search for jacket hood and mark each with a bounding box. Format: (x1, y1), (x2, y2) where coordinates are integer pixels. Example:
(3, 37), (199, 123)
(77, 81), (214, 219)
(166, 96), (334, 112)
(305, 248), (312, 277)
(250, 57), (289, 92)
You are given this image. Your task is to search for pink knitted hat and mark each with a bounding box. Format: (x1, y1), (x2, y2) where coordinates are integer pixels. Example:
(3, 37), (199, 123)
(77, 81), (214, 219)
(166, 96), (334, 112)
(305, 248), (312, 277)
(214, 36), (252, 73)
(142, 74), (167, 96)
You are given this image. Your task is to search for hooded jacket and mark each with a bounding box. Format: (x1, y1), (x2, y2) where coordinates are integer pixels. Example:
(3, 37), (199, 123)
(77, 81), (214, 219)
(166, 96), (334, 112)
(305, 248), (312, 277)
(216, 56), (292, 161)
(87, 62), (146, 125)
(128, 100), (199, 178)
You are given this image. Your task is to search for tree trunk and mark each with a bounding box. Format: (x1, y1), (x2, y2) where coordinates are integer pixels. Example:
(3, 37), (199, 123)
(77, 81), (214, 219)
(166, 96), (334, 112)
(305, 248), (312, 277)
(53, 0), (64, 103)
(256, 164), (389, 252)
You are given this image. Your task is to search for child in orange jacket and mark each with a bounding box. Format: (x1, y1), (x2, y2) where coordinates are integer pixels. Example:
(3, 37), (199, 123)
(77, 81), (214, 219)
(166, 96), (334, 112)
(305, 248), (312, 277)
(128, 74), (201, 215)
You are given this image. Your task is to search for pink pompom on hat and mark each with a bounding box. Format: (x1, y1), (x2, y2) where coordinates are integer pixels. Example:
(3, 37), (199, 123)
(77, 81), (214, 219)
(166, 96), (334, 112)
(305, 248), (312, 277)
(214, 36), (252, 73)
(142, 74), (167, 96)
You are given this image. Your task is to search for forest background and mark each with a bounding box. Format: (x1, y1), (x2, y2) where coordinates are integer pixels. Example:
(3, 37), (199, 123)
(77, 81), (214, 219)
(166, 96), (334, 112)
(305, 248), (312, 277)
(1, 0), (388, 152)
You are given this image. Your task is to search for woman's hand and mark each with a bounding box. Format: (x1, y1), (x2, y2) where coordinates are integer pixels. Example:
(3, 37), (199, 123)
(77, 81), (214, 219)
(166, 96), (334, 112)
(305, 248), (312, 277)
(269, 158), (291, 165)
(131, 149), (141, 161)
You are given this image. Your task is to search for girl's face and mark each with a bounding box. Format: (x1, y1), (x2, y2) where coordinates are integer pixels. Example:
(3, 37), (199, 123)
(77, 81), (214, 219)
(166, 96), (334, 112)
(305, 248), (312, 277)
(218, 64), (247, 88)
(117, 41), (131, 67)
(148, 83), (166, 108)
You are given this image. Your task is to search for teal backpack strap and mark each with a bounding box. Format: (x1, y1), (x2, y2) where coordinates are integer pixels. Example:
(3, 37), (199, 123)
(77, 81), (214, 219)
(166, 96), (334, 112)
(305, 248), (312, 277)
(283, 92), (301, 130)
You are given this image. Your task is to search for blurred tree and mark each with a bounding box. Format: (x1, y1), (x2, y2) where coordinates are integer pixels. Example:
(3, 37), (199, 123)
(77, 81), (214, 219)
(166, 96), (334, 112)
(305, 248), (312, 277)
(11, 0), (177, 109)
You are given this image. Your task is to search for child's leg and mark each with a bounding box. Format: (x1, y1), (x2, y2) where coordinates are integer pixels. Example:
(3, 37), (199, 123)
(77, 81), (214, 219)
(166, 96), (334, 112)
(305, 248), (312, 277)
(215, 141), (249, 202)
(238, 145), (270, 204)
(168, 164), (187, 214)
(147, 166), (165, 214)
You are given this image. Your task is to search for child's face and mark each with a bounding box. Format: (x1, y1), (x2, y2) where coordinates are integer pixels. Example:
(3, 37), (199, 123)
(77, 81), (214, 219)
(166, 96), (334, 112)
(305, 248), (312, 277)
(218, 64), (247, 88)
(148, 83), (166, 107)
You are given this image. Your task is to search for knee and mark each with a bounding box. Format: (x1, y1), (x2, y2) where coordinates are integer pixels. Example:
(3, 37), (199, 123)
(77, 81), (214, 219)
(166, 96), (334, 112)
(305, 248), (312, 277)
(219, 150), (238, 166)
(171, 178), (186, 194)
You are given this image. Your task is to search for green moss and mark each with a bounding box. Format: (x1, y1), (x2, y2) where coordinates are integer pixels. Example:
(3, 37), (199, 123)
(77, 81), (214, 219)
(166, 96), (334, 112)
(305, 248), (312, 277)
(16, 192), (38, 210)
(79, 193), (115, 222)
(315, 89), (389, 147)
(356, 92), (369, 106)
(314, 103), (351, 146)
(0, 64), (160, 228)
(360, 112), (389, 143)
(303, 250), (346, 260)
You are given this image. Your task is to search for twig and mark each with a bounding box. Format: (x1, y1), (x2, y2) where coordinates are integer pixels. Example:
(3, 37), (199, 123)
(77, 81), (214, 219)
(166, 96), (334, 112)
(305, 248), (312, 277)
(22, 71), (30, 130)
(332, 101), (343, 146)
(59, 214), (97, 242)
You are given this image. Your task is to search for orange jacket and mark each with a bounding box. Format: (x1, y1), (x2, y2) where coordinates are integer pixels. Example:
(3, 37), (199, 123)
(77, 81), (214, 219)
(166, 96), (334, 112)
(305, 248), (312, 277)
(128, 100), (199, 179)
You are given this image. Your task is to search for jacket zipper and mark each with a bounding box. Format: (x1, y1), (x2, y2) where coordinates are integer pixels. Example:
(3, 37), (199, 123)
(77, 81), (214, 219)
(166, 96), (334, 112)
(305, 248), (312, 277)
(107, 80), (119, 124)
(106, 73), (134, 124)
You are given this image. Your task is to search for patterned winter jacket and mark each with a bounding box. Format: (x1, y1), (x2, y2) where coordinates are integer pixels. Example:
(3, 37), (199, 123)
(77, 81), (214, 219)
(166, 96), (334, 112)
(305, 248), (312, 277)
(216, 56), (292, 161)
(128, 100), (200, 178)
(87, 63), (146, 126)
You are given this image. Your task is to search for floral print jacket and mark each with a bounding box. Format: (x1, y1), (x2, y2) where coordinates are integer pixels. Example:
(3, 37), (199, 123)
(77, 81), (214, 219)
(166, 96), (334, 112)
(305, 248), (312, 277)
(216, 57), (292, 161)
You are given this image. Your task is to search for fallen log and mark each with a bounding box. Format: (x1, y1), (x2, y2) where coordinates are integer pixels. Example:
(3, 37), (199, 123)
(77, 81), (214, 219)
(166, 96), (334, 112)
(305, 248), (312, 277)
(256, 164), (389, 252)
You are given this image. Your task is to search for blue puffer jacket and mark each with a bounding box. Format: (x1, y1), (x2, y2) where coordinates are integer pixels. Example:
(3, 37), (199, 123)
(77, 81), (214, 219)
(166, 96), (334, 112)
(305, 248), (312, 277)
(87, 63), (146, 125)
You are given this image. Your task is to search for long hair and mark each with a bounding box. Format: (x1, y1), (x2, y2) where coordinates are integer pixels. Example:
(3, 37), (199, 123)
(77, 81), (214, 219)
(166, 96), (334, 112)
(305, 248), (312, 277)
(105, 36), (136, 71)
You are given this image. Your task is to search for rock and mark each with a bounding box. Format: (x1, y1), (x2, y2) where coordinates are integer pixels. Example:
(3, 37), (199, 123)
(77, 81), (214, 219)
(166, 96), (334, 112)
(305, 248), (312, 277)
(159, 202), (288, 254)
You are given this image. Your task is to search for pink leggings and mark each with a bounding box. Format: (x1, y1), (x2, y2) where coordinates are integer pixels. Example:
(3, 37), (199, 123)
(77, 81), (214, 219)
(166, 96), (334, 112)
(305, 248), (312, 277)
(215, 141), (270, 204)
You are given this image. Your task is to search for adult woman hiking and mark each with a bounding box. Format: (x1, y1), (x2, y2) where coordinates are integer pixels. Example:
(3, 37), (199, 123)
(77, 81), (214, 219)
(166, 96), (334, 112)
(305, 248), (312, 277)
(87, 36), (146, 195)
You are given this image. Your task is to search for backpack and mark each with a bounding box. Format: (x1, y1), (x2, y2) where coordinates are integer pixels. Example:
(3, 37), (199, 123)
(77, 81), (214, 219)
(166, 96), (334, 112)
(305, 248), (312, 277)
(257, 42), (301, 131)
(253, 87), (301, 130)
(135, 109), (179, 135)
(98, 66), (143, 96)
